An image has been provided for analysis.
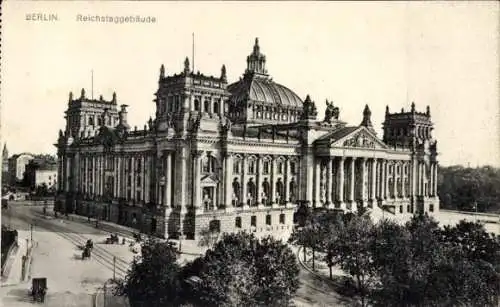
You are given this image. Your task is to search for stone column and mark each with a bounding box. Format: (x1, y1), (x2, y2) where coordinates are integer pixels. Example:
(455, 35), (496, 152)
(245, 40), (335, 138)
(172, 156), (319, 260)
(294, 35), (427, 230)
(421, 162), (424, 196)
(349, 158), (355, 203)
(256, 156), (263, 205)
(384, 160), (389, 199)
(314, 160), (321, 206)
(270, 156), (276, 205)
(392, 162), (397, 199)
(371, 159), (377, 201)
(284, 158), (290, 203)
(141, 155), (146, 202)
(100, 155), (105, 196)
(224, 153), (233, 210)
(433, 163), (438, 197)
(130, 156), (135, 201)
(242, 155), (248, 207)
(164, 152), (172, 208)
(192, 151), (202, 210)
(402, 162), (407, 198)
(176, 145), (188, 212)
(326, 158), (333, 206)
(360, 158), (366, 202)
(337, 157), (345, 208)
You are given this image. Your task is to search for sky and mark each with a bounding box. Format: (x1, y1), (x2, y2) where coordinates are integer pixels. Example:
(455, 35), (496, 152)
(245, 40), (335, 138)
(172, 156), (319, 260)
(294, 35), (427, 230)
(1, 1), (499, 167)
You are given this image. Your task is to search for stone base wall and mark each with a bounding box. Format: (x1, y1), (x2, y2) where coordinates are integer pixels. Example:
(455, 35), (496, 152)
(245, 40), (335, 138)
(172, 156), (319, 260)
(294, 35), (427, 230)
(194, 206), (296, 242)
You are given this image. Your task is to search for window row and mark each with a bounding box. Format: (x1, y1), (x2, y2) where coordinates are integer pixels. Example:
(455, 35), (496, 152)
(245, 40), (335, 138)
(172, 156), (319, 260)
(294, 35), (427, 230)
(234, 213), (286, 228)
(233, 159), (297, 175)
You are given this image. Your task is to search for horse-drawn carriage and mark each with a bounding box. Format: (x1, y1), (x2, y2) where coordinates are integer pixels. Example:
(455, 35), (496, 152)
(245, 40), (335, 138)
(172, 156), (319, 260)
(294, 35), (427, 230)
(81, 239), (93, 260)
(105, 234), (119, 244)
(31, 277), (47, 303)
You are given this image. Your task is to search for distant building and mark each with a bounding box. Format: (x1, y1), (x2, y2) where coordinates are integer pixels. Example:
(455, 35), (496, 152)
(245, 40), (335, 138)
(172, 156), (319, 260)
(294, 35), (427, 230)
(2, 144), (9, 184)
(25, 159), (58, 191)
(8, 153), (34, 185)
(55, 38), (440, 241)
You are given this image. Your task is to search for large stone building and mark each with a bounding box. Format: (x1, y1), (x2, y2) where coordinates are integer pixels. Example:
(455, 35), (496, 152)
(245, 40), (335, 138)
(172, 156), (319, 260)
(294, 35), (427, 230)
(2, 144), (9, 184)
(55, 38), (440, 240)
(25, 158), (58, 191)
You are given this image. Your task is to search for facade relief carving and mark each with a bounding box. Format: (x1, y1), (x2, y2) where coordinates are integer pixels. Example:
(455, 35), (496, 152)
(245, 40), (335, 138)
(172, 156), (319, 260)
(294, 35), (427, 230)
(342, 132), (376, 149)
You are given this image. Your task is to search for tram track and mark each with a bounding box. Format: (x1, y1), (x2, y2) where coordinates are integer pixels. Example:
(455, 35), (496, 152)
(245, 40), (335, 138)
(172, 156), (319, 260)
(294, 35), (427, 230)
(17, 209), (131, 280)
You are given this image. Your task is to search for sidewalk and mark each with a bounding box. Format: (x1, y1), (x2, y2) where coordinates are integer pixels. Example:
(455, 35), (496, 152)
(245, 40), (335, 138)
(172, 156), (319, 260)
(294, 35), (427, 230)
(1, 230), (32, 287)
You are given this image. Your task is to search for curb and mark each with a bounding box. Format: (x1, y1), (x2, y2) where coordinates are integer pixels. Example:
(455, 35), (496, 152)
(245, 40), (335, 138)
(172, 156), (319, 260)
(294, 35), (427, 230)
(296, 246), (341, 288)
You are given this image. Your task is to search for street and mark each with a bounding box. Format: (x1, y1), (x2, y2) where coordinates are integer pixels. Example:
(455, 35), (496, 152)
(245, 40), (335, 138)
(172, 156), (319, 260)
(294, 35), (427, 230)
(1, 203), (135, 307)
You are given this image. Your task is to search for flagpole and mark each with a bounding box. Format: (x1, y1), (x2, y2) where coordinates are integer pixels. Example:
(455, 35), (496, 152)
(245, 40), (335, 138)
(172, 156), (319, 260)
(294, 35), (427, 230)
(192, 33), (195, 73)
(91, 69), (94, 99)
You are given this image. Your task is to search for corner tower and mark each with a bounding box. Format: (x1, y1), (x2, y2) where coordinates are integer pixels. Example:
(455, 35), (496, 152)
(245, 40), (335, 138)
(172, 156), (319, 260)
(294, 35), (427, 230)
(154, 59), (231, 133)
(64, 89), (120, 140)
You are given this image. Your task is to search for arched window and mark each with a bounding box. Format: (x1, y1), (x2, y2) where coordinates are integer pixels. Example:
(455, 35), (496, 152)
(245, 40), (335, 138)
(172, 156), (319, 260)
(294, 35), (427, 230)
(232, 179), (241, 205)
(248, 158), (256, 174)
(277, 160), (284, 174)
(247, 178), (256, 206)
(262, 178), (270, 197)
(204, 99), (210, 113)
(263, 160), (270, 175)
(213, 99), (220, 114)
(88, 116), (94, 126)
(233, 157), (242, 174)
(276, 179), (284, 203)
(289, 179), (296, 202)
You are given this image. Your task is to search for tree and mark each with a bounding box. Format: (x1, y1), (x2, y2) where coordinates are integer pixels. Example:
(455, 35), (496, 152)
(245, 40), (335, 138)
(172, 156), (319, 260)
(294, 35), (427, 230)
(185, 232), (300, 307)
(115, 237), (182, 307)
(197, 225), (220, 249)
(330, 214), (376, 307)
(440, 220), (500, 264)
(370, 214), (500, 307)
(289, 208), (341, 270)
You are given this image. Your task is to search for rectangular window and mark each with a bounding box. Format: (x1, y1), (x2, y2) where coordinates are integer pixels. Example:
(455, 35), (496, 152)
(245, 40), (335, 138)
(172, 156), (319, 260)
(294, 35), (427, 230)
(266, 214), (271, 225)
(137, 176), (141, 187)
(136, 191), (141, 201)
(279, 213), (285, 224)
(429, 204), (434, 212)
(235, 217), (242, 228)
(251, 215), (257, 227)
(290, 162), (296, 174)
(407, 205), (411, 213)
(399, 205), (403, 213)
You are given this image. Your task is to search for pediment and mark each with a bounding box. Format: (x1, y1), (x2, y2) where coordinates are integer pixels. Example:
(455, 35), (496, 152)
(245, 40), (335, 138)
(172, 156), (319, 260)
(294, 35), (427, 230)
(200, 174), (219, 184)
(332, 127), (388, 149)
